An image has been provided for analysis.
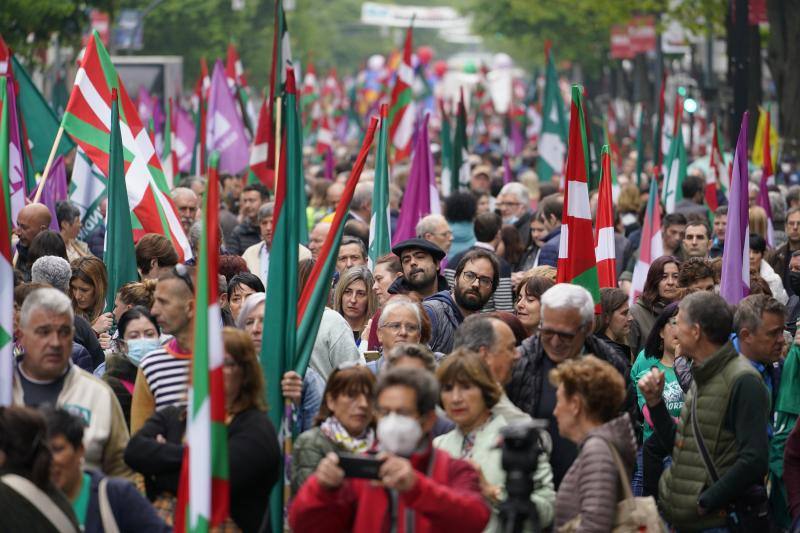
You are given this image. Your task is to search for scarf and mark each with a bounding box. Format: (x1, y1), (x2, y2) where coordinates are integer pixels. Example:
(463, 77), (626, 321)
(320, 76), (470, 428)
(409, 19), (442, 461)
(320, 416), (375, 453)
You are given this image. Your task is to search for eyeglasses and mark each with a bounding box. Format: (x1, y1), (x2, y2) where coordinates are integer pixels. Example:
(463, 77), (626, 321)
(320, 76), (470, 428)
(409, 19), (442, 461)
(539, 326), (582, 341)
(461, 270), (493, 289)
(173, 264), (194, 293)
(381, 322), (421, 334)
(496, 201), (521, 208)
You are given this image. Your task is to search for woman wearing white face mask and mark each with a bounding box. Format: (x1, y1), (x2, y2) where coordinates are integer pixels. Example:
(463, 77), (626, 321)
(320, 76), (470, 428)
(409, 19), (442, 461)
(291, 364), (376, 495)
(102, 306), (161, 429)
(434, 350), (555, 532)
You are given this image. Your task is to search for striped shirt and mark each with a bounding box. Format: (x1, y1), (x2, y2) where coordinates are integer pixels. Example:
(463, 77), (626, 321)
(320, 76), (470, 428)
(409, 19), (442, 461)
(140, 339), (192, 411)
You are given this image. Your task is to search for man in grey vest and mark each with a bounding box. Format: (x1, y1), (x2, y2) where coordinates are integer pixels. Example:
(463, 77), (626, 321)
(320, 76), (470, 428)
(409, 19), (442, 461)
(640, 292), (769, 530)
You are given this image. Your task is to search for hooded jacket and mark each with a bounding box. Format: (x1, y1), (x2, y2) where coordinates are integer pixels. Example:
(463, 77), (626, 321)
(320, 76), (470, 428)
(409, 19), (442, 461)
(537, 226), (562, 268)
(554, 414), (637, 531)
(422, 291), (465, 354)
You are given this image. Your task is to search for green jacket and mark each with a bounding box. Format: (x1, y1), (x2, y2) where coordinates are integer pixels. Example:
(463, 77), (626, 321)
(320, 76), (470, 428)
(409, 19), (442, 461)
(659, 341), (767, 531)
(291, 427), (340, 496)
(434, 413), (555, 532)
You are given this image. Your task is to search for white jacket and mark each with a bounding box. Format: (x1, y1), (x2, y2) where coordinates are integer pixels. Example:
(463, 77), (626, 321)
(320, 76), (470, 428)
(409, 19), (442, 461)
(760, 260), (789, 304)
(13, 363), (133, 479)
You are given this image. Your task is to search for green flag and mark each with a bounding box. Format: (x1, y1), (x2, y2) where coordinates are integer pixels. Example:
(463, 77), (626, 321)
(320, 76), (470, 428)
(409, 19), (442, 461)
(662, 122), (687, 213)
(450, 89), (468, 195)
(368, 104), (391, 266)
(439, 102), (453, 192)
(105, 89), (138, 312)
(536, 52), (567, 182)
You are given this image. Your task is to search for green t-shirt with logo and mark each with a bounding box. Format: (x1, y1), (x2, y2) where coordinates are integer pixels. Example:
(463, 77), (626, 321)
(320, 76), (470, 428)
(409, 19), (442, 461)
(631, 351), (685, 441)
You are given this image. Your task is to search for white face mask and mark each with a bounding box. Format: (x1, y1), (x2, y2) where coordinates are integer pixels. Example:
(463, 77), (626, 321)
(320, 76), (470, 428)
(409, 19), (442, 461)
(377, 412), (423, 457)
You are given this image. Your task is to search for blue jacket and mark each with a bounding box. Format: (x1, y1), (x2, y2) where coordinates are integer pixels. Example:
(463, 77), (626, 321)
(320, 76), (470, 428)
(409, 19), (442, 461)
(84, 469), (169, 533)
(422, 291), (464, 354)
(537, 226), (562, 267)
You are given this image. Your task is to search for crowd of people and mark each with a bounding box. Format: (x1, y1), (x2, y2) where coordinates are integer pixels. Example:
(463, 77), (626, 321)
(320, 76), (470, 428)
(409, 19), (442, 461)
(3, 126), (800, 533)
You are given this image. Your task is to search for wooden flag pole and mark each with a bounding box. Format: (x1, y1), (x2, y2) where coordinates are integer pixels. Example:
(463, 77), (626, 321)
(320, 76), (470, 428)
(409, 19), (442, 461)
(32, 125), (65, 204)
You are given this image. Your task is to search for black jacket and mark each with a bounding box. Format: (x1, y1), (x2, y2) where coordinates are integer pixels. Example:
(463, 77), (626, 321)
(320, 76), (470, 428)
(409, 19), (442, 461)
(228, 220), (261, 255)
(73, 315), (104, 370)
(83, 469), (169, 533)
(124, 405), (185, 499)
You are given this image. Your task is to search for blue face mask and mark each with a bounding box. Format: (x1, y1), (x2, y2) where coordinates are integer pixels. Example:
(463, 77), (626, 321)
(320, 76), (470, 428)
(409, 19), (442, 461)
(125, 338), (162, 367)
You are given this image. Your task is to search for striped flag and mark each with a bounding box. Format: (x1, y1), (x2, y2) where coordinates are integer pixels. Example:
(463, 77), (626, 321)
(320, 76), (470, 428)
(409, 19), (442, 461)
(720, 112), (751, 305)
(190, 59), (209, 176)
(315, 114), (333, 156)
(0, 77), (14, 405)
(162, 97), (178, 189)
(556, 85), (599, 304)
(631, 177), (664, 304)
(62, 31), (191, 261)
(368, 104), (391, 267)
(757, 107), (775, 246)
(2, 65), (27, 225)
(710, 121), (728, 196)
(248, 97), (271, 188)
(753, 105), (778, 172)
(265, 0), (292, 179)
(662, 109), (687, 214)
(388, 23), (416, 162)
(536, 51), (567, 182)
(595, 145), (617, 289)
(175, 153), (229, 532)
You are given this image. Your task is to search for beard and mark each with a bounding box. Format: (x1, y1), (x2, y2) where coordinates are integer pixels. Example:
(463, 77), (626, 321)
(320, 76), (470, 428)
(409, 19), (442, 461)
(406, 268), (436, 290)
(454, 285), (488, 311)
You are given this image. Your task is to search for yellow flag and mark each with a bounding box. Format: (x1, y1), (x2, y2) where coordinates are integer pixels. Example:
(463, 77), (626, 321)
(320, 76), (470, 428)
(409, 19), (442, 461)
(752, 106), (779, 168)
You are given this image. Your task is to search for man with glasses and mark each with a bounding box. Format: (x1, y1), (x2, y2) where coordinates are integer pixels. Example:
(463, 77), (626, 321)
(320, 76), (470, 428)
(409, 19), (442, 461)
(289, 367), (491, 532)
(422, 249), (500, 354)
(416, 214), (454, 259)
(770, 207), (800, 296)
(506, 283), (632, 488)
(130, 265), (196, 433)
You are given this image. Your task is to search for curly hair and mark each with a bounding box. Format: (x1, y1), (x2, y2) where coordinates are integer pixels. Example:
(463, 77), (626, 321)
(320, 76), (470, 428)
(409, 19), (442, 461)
(677, 257), (715, 288)
(549, 355), (625, 423)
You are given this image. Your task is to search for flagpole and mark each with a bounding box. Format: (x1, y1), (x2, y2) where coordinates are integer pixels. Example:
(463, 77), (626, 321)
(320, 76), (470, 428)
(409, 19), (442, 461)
(32, 125), (65, 203)
(274, 96), (282, 181)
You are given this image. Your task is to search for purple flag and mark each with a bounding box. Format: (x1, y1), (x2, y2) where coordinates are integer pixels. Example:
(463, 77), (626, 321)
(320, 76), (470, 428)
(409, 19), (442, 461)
(720, 112), (750, 305)
(757, 167), (775, 247)
(503, 154), (513, 184)
(6, 79), (26, 225)
(324, 146), (335, 180)
(510, 117), (524, 156)
(175, 105), (196, 173)
(392, 113), (440, 245)
(33, 155), (68, 232)
(206, 60), (249, 175)
(137, 86), (154, 125)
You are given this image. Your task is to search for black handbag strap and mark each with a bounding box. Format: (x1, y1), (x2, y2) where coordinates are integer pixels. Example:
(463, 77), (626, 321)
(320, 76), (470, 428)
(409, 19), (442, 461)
(690, 383), (720, 483)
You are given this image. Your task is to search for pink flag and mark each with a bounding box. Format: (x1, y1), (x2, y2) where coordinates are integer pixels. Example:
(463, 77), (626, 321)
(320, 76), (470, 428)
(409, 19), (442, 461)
(33, 155), (68, 232)
(206, 60), (249, 175)
(175, 105), (196, 173)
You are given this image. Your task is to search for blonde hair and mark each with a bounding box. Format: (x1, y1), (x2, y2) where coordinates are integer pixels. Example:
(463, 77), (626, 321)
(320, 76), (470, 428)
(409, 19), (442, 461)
(749, 206), (768, 240)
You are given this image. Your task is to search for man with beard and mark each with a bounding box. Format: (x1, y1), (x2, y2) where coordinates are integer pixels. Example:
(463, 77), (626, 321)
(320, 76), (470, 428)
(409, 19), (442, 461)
(422, 249), (499, 354)
(389, 239), (449, 300)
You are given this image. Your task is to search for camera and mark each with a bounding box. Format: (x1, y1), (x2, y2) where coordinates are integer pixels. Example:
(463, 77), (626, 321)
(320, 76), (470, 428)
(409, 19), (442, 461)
(498, 420), (550, 533)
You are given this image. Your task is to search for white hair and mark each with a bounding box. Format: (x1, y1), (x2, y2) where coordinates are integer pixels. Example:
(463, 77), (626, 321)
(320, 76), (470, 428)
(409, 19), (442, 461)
(378, 299), (422, 328)
(499, 182), (530, 204)
(540, 283), (594, 328)
(415, 214), (447, 238)
(351, 182), (373, 211)
(20, 287), (74, 329)
(31, 256), (71, 293)
(236, 292), (266, 329)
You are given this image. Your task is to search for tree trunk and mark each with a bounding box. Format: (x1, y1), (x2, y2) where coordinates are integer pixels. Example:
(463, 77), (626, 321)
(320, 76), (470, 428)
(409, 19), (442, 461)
(766, 0), (800, 160)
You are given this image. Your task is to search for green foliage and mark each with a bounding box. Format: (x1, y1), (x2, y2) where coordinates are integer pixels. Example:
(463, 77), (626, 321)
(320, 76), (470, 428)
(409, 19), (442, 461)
(1, 0), (111, 64)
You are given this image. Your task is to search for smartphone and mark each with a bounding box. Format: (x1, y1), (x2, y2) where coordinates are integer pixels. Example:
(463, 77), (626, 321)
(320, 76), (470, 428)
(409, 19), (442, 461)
(338, 453), (384, 479)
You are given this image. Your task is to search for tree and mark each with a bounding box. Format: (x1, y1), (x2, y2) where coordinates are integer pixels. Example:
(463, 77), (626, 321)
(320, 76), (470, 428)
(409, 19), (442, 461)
(766, 0), (800, 160)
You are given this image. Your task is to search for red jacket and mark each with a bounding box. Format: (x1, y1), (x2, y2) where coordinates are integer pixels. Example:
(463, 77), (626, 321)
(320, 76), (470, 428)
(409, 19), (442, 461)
(289, 446), (490, 533)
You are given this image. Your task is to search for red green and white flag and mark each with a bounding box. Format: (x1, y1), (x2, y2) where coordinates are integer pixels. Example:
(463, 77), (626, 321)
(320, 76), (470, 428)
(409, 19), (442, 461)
(388, 23), (416, 162)
(300, 62), (320, 136)
(662, 105), (687, 214)
(445, 88), (469, 197)
(368, 104), (391, 267)
(61, 31), (191, 260)
(224, 43), (255, 134)
(594, 145), (616, 289)
(315, 114), (333, 156)
(631, 176), (664, 304)
(248, 97), (272, 188)
(264, 0), (292, 179)
(175, 153), (229, 533)
(556, 85), (600, 304)
(0, 77), (15, 405)
(536, 51), (567, 182)
(161, 97), (179, 189)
